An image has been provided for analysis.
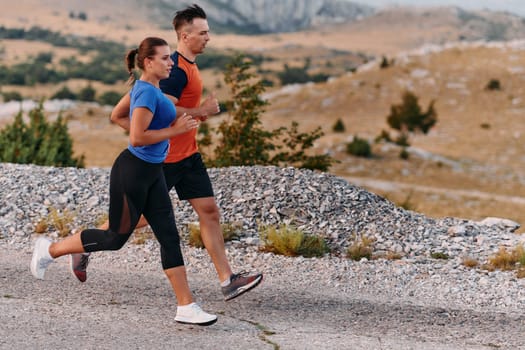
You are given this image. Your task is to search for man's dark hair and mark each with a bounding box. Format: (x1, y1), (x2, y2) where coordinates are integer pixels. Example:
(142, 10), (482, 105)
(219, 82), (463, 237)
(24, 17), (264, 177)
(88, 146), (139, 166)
(172, 4), (207, 32)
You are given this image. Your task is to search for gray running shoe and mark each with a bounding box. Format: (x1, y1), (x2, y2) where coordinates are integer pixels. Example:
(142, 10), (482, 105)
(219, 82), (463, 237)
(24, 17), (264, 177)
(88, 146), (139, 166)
(175, 303), (218, 326)
(30, 237), (54, 280)
(222, 271), (263, 301)
(70, 253), (90, 282)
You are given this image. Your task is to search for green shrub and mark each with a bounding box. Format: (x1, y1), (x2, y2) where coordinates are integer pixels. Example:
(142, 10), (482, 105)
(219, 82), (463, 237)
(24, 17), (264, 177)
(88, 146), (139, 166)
(51, 86), (77, 100)
(205, 54), (335, 171)
(2, 91), (23, 102)
(97, 91), (122, 106)
(430, 251), (450, 260)
(387, 90), (437, 135)
(485, 78), (501, 91)
(346, 135), (371, 157)
(0, 101), (84, 167)
(399, 147), (409, 160)
(332, 118), (345, 132)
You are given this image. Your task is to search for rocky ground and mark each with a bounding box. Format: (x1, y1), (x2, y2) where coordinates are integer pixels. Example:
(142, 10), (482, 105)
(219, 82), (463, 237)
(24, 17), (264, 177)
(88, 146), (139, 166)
(2, 162), (525, 349)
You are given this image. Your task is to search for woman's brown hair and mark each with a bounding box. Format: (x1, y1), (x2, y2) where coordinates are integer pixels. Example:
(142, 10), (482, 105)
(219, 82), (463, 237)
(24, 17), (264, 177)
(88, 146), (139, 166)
(125, 37), (169, 85)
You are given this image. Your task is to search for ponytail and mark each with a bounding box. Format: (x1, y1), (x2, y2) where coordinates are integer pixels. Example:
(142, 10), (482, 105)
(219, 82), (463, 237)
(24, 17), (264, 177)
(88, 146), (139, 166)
(125, 48), (139, 85)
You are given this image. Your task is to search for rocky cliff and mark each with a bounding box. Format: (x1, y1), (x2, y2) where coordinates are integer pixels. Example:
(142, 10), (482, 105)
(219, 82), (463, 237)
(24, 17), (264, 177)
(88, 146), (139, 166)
(152, 0), (374, 33)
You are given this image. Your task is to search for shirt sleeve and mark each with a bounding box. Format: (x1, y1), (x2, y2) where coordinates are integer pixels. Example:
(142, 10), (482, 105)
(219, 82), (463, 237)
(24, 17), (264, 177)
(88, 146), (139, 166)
(132, 87), (157, 115)
(160, 67), (188, 99)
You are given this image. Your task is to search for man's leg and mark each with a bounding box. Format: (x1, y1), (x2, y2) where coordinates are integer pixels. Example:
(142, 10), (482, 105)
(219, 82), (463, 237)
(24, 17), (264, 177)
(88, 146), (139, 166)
(189, 196), (263, 301)
(188, 196), (232, 282)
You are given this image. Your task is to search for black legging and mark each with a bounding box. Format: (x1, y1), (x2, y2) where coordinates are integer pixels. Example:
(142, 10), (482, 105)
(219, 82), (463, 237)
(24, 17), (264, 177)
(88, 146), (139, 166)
(80, 149), (184, 269)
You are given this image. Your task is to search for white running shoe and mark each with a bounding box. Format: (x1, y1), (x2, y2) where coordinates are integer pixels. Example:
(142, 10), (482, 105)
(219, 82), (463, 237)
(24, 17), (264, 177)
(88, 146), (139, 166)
(175, 303), (218, 326)
(30, 237), (54, 280)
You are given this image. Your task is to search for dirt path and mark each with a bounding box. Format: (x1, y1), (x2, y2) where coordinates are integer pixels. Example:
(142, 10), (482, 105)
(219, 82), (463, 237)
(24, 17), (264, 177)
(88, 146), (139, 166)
(346, 176), (525, 205)
(2, 245), (524, 349)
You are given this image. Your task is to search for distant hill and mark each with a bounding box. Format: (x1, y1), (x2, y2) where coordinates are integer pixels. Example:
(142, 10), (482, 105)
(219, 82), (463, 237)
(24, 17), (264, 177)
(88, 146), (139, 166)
(149, 0), (375, 33)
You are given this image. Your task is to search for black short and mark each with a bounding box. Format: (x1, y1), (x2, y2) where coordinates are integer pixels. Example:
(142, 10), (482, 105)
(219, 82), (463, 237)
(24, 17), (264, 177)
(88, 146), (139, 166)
(163, 153), (214, 200)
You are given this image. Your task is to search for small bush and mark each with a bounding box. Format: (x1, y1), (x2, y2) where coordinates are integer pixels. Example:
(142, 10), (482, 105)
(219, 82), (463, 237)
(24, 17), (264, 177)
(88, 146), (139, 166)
(2, 91), (23, 102)
(132, 227), (153, 245)
(346, 135), (371, 158)
(375, 130), (392, 143)
(485, 78), (501, 91)
(187, 222), (242, 248)
(430, 251), (450, 260)
(34, 218), (48, 234)
(395, 133), (410, 147)
(259, 224), (329, 258)
(487, 245), (525, 271)
(48, 207), (74, 237)
(346, 234), (375, 261)
(462, 257), (479, 268)
(399, 147), (409, 160)
(97, 90), (122, 106)
(332, 118), (345, 133)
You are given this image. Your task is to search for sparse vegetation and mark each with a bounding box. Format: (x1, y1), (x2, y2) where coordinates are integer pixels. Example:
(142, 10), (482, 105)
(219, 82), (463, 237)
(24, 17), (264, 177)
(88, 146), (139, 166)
(386, 90), (437, 148)
(48, 207), (75, 237)
(485, 78), (501, 91)
(430, 251), (450, 260)
(259, 224), (329, 258)
(332, 118), (345, 133)
(462, 257), (479, 268)
(132, 227), (154, 245)
(486, 245), (525, 271)
(346, 135), (372, 158)
(346, 234), (375, 261)
(187, 222), (242, 248)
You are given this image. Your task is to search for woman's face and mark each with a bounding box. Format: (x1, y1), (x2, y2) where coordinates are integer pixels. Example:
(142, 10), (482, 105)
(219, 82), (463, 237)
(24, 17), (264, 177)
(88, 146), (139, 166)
(146, 45), (173, 80)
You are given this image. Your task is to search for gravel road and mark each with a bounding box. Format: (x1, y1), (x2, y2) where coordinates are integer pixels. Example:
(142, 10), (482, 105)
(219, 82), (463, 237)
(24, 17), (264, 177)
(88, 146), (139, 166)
(2, 242), (525, 350)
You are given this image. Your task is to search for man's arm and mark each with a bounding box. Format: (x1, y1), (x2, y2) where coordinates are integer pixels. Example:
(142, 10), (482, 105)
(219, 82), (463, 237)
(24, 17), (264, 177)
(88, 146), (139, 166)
(175, 92), (220, 121)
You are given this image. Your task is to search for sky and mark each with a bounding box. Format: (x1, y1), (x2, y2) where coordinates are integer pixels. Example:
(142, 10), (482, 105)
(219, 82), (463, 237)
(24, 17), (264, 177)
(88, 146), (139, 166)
(352, 0), (525, 17)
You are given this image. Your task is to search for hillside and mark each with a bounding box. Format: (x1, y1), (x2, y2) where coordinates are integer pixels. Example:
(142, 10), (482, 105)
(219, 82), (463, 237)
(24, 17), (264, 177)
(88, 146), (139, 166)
(2, 3), (525, 229)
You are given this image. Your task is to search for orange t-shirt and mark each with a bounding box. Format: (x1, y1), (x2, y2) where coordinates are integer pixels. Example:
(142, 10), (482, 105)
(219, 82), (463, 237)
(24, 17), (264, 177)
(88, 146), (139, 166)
(159, 52), (202, 163)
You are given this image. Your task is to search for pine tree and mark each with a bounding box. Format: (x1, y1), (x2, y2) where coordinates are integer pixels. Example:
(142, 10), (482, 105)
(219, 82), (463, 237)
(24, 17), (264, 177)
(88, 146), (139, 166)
(0, 102), (84, 167)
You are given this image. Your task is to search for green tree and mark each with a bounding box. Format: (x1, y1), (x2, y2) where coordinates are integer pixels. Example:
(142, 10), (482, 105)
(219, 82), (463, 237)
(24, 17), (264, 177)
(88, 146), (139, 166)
(386, 91), (437, 147)
(97, 90), (122, 106)
(51, 86), (77, 100)
(78, 84), (96, 102)
(204, 54), (334, 171)
(0, 102), (84, 167)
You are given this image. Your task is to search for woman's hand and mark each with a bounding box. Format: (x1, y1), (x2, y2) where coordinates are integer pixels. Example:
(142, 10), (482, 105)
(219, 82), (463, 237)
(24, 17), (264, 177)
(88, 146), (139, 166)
(170, 113), (199, 136)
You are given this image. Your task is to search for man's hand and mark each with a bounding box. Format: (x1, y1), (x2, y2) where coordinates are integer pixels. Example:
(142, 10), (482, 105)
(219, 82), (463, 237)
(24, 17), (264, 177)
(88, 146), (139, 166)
(198, 92), (220, 121)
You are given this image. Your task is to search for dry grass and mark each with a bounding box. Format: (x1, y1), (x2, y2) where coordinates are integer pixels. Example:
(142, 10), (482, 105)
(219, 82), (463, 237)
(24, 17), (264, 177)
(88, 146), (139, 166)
(187, 221), (243, 248)
(486, 245), (525, 271)
(462, 257), (479, 268)
(346, 234), (376, 261)
(259, 224), (329, 258)
(47, 207), (75, 237)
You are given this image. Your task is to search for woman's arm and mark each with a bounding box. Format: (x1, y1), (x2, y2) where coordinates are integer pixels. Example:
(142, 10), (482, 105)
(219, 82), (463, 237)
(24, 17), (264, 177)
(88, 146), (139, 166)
(110, 93), (131, 131)
(129, 109), (198, 147)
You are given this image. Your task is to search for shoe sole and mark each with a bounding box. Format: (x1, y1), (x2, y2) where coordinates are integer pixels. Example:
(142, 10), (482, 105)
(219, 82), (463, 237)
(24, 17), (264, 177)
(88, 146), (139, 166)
(69, 254), (87, 283)
(224, 274), (263, 301)
(175, 317), (218, 326)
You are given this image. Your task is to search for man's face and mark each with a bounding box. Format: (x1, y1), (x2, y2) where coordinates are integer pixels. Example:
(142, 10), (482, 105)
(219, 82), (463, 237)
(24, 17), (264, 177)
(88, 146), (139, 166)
(183, 18), (210, 55)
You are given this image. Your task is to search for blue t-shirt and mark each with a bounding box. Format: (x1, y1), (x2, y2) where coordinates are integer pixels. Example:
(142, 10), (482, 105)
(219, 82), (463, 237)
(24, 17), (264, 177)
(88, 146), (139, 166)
(127, 80), (176, 163)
